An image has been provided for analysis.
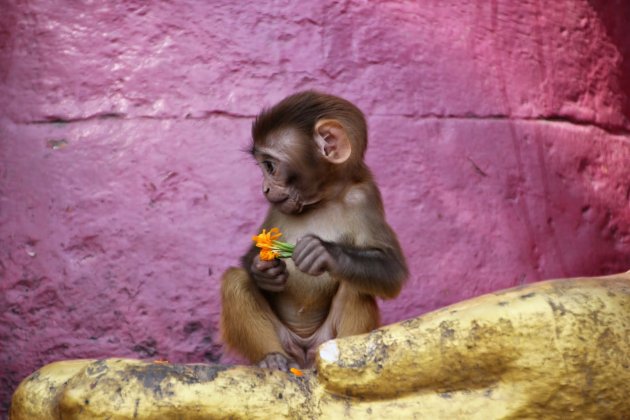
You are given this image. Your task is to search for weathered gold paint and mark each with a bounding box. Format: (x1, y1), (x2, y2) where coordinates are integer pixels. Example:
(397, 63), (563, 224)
(11, 272), (630, 419)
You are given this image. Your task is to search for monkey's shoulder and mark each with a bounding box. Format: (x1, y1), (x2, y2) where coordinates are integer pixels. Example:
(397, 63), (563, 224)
(342, 182), (384, 210)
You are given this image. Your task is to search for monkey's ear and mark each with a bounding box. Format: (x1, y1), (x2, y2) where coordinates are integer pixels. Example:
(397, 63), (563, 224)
(314, 119), (352, 164)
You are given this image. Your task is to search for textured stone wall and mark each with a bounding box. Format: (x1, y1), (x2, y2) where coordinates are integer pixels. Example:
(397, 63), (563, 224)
(1, 0), (629, 413)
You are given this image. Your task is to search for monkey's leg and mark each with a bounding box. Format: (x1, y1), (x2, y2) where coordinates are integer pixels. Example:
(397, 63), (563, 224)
(333, 282), (380, 337)
(220, 267), (289, 364)
(305, 283), (380, 366)
(221, 268), (304, 370)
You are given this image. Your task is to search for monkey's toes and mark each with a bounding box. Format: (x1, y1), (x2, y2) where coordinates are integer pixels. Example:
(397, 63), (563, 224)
(257, 352), (298, 372)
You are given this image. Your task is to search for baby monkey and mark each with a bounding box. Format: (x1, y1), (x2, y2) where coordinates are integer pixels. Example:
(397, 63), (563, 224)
(221, 91), (408, 370)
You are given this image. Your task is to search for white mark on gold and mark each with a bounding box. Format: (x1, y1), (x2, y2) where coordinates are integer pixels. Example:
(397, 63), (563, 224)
(319, 341), (339, 363)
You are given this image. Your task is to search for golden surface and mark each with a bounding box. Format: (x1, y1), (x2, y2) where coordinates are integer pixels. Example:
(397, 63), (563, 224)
(11, 272), (630, 419)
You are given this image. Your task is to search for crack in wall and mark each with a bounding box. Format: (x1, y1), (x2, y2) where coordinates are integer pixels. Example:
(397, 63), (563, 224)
(372, 113), (630, 137)
(20, 112), (630, 137)
(25, 110), (256, 125)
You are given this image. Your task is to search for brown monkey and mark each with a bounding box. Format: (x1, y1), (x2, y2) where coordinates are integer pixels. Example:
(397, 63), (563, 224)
(220, 91), (407, 371)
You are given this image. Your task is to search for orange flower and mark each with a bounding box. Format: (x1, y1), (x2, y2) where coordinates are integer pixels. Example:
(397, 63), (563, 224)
(290, 367), (304, 376)
(260, 249), (279, 261)
(252, 228), (283, 249)
(252, 228), (295, 261)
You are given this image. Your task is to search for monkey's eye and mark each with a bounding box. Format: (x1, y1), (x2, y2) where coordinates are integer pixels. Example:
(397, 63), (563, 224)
(262, 160), (275, 174)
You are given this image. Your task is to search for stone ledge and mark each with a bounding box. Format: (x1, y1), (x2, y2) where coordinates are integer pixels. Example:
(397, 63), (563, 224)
(12, 272), (630, 419)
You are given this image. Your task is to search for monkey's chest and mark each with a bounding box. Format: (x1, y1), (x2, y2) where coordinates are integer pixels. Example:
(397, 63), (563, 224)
(268, 206), (353, 333)
(278, 204), (354, 245)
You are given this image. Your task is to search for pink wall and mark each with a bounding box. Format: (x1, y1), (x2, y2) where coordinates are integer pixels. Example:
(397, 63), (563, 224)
(1, 0), (629, 412)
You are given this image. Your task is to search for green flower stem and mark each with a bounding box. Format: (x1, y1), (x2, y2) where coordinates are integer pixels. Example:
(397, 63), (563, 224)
(272, 240), (295, 258)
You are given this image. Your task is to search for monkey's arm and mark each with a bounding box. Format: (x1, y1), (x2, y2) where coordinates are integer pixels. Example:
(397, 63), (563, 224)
(293, 234), (407, 299)
(330, 240), (407, 298)
(294, 182), (408, 298)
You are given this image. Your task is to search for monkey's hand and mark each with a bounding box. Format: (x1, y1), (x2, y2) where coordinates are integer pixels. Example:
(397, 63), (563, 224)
(292, 234), (338, 276)
(250, 256), (289, 292)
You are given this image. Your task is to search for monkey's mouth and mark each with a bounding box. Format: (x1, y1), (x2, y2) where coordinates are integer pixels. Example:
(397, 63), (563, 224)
(267, 195), (289, 205)
(284, 198), (323, 215)
(270, 190), (320, 214)
(272, 194), (309, 214)
(276, 198), (303, 214)
(265, 193), (295, 212)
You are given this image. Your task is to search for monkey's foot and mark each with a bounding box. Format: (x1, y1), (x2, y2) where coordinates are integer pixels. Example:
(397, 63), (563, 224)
(257, 352), (299, 371)
(11, 272), (630, 419)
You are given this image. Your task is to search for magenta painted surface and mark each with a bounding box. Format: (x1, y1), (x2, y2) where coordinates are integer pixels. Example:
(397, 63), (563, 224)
(1, 0), (630, 412)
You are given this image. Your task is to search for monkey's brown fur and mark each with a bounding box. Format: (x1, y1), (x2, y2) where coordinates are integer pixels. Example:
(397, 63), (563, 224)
(221, 91), (407, 370)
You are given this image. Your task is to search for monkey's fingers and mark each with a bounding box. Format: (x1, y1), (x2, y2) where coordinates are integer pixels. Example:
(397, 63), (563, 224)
(254, 273), (288, 292)
(292, 235), (321, 259)
(254, 258), (285, 272)
(293, 236), (328, 273)
(256, 263), (287, 278)
(295, 247), (329, 276)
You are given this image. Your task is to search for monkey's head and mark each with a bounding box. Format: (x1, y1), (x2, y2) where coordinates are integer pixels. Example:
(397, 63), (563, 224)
(250, 91), (369, 214)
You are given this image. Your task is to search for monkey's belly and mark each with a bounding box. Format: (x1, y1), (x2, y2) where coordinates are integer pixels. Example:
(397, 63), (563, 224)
(270, 270), (339, 338)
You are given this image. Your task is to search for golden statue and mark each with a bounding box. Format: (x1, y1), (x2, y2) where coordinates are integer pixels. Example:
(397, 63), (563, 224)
(11, 272), (630, 419)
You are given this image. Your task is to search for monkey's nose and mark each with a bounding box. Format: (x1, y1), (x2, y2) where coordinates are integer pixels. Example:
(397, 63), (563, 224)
(263, 186), (270, 194)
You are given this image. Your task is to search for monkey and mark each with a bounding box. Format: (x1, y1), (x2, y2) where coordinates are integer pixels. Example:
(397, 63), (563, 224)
(220, 91), (408, 371)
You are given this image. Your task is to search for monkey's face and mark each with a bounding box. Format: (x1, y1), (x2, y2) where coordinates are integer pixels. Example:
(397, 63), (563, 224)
(253, 130), (326, 215)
